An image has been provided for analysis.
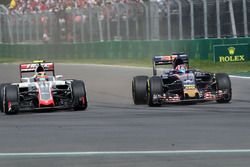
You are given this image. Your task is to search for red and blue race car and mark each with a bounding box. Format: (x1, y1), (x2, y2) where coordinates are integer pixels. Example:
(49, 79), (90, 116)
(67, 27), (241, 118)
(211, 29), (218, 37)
(132, 53), (232, 106)
(0, 60), (87, 115)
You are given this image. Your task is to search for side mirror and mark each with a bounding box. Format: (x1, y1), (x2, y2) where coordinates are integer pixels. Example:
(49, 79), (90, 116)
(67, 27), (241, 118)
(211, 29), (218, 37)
(56, 75), (63, 79)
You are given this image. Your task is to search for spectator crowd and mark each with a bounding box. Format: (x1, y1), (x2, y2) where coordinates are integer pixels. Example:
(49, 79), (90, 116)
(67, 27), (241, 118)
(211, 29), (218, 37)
(2, 0), (145, 43)
(7, 0), (142, 14)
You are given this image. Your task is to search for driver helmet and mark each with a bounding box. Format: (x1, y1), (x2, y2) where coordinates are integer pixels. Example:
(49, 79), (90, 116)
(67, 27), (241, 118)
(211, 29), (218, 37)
(175, 64), (187, 73)
(36, 64), (45, 73)
(35, 72), (48, 81)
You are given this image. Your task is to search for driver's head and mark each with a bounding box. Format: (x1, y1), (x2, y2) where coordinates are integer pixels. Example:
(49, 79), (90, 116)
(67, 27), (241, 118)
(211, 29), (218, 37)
(173, 58), (184, 69)
(36, 64), (45, 73)
(175, 64), (187, 73)
(35, 72), (48, 81)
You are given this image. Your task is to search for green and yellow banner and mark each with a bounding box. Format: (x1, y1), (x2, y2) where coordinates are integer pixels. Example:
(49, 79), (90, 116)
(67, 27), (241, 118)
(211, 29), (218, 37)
(213, 44), (249, 62)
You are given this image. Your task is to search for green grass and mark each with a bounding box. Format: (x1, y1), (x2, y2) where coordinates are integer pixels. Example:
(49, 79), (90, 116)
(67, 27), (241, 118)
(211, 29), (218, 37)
(189, 60), (250, 74)
(0, 57), (250, 74)
(0, 58), (152, 67)
(55, 58), (250, 74)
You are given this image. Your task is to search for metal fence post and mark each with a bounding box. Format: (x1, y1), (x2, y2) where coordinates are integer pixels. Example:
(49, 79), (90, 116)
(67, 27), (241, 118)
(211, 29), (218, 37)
(49, 12), (54, 42)
(15, 14), (20, 43)
(228, 0), (237, 38)
(135, 8), (139, 40)
(0, 5), (9, 43)
(167, 1), (171, 40)
(106, 7), (111, 41)
(141, 3), (149, 40)
(243, 0), (248, 37)
(35, 13), (39, 42)
(115, 3), (121, 39)
(202, 0), (208, 39)
(22, 15), (26, 42)
(174, 0), (183, 40)
(216, 0), (221, 38)
(81, 10), (85, 43)
(97, 7), (104, 42)
(29, 14), (32, 41)
(124, 4), (129, 40)
(88, 6), (93, 42)
(73, 11), (76, 43)
(7, 15), (13, 43)
(150, 2), (159, 40)
(187, 0), (194, 39)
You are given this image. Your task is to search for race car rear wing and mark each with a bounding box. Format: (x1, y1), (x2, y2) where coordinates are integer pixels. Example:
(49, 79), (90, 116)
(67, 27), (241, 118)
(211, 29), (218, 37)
(153, 53), (189, 66)
(152, 53), (189, 76)
(20, 61), (55, 79)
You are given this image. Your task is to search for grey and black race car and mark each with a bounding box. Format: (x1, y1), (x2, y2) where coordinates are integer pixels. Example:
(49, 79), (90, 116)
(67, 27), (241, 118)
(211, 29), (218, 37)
(0, 60), (87, 115)
(132, 53), (232, 106)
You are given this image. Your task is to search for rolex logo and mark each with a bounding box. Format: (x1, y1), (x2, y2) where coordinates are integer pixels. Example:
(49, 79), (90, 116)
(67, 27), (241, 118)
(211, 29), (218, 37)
(228, 47), (235, 55)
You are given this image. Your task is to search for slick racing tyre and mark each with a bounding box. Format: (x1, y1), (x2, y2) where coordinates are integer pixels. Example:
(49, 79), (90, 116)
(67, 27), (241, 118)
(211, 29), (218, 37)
(148, 76), (163, 107)
(3, 85), (19, 115)
(132, 76), (148, 105)
(0, 83), (10, 112)
(72, 80), (88, 111)
(215, 73), (232, 103)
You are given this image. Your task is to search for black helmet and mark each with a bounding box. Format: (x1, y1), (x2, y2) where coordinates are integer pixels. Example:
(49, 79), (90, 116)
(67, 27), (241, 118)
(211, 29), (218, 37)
(173, 58), (184, 69)
(36, 64), (45, 73)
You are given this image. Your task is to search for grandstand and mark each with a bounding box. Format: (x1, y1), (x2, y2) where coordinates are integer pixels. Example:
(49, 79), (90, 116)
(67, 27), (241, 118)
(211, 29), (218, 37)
(0, 0), (249, 43)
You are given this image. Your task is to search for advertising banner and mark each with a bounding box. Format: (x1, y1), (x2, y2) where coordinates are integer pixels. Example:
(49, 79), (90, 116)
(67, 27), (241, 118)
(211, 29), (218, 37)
(213, 44), (249, 62)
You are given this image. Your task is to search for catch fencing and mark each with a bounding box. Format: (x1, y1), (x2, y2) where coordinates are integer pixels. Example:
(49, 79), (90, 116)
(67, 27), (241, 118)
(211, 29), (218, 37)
(0, 0), (250, 44)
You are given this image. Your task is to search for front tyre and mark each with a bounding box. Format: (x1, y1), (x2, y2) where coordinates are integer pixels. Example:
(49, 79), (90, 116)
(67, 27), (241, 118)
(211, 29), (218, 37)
(0, 83), (10, 112)
(132, 76), (148, 105)
(148, 76), (163, 107)
(215, 73), (232, 103)
(3, 85), (19, 115)
(71, 80), (88, 111)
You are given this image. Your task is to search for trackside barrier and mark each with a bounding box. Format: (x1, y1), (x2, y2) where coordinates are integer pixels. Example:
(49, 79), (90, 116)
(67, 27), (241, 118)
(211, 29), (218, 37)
(1, 38), (250, 61)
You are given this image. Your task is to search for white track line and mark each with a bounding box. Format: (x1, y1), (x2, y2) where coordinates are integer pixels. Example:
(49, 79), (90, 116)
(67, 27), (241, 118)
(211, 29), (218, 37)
(1, 150), (250, 157)
(229, 75), (250, 79)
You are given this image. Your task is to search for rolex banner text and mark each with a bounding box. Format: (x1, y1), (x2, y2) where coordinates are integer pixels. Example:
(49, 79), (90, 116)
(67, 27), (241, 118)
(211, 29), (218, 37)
(213, 44), (249, 62)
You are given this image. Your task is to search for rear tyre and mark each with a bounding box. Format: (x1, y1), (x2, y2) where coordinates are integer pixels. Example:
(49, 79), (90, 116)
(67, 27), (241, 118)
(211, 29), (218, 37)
(0, 83), (10, 112)
(71, 80), (88, 111)
(3, 85), (19, 115)
(148, 76), (163, 107)
(215, 73), (232, 103)
(132, 76), (148, 105)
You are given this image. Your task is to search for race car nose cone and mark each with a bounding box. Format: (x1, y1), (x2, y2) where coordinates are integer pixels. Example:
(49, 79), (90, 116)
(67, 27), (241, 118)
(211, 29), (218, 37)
(39, 99), (54, 107)
(184, 89), (199, 98)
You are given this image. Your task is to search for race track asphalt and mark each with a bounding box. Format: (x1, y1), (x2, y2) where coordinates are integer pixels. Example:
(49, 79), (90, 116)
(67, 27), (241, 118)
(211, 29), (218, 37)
(0, 63), (250, 167)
